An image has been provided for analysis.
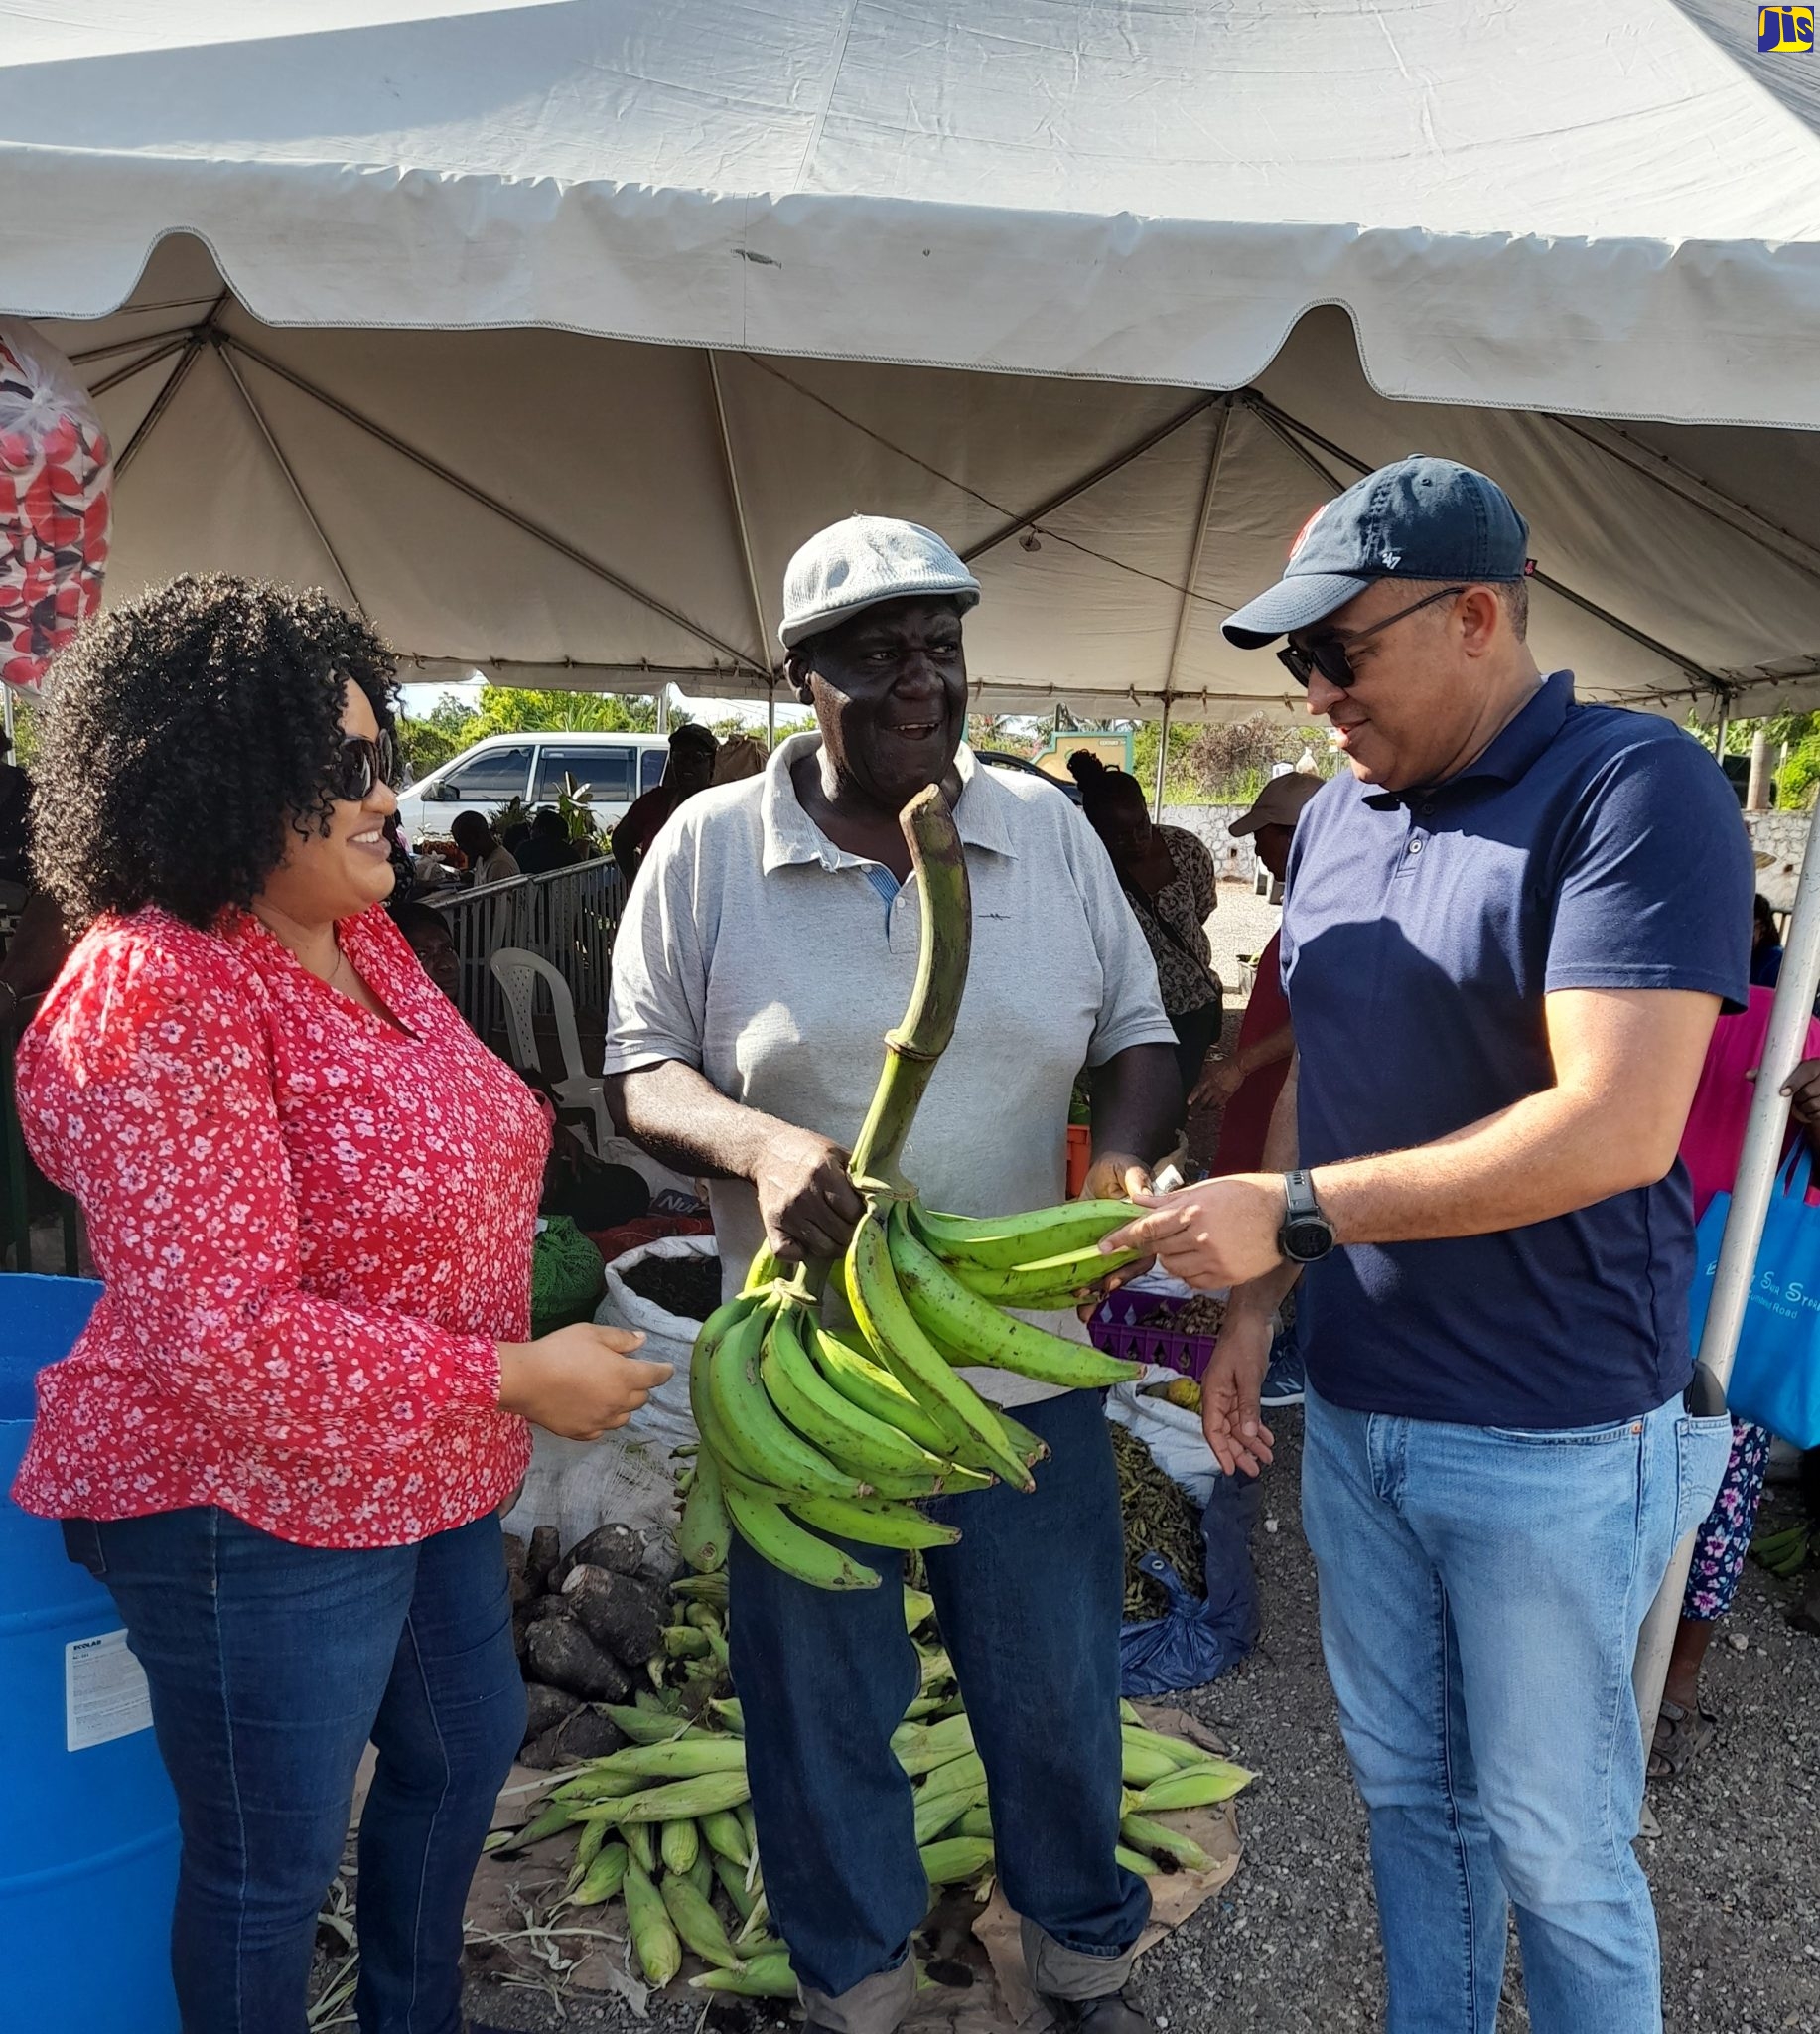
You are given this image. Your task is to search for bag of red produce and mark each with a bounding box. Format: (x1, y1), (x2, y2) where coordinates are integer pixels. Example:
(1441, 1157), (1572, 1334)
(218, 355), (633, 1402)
(0, 319), (112, 692)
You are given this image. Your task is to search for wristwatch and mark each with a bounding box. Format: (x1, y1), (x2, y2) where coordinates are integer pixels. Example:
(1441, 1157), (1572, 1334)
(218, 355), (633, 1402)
(1279, 1170), (1336, 1264)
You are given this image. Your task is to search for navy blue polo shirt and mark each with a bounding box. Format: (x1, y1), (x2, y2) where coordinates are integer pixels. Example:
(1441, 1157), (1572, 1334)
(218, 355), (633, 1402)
(1282, 672), (1752, 1429)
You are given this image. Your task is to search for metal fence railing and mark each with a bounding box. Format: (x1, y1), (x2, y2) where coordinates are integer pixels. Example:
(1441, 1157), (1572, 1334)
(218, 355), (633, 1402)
(426, 856), (628, 1044)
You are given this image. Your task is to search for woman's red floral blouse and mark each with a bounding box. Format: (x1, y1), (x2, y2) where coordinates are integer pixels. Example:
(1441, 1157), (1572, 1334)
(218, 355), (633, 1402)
(11, 904), (549, 1548)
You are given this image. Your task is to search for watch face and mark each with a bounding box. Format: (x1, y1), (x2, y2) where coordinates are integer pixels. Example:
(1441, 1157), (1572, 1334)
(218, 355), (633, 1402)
(1283, 1219), (1331, 1263)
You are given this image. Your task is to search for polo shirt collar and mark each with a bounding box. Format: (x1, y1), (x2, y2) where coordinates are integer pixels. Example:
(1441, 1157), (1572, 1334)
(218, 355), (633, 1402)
(1366, 669), (1575, 809)
(760, 733), (1017, 874)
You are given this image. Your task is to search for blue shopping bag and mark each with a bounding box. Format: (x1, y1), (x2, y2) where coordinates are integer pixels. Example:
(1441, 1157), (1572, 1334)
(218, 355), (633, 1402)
(1688, 1148), (1820, 1448)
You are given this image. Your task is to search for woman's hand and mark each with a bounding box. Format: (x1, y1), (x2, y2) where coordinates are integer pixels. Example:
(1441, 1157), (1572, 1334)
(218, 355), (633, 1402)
(1190, 1056), (1249, 1111)
(496, 1325), (674, 1441)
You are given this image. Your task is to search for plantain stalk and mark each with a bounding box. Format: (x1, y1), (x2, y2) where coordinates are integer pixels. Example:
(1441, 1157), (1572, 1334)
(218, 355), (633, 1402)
(847, 785), (973, 1192)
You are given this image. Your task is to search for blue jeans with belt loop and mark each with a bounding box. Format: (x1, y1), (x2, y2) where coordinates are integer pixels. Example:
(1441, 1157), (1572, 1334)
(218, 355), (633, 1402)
(1301, 1382), (1732, 2034)
(62, 1506), (526, 2034)
(728, 1387), (1150, 2028)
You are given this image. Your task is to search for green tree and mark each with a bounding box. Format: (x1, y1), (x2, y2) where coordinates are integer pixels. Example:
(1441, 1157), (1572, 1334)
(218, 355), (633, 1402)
(397, 685), (661, 782)
(465, 687), (659, 737)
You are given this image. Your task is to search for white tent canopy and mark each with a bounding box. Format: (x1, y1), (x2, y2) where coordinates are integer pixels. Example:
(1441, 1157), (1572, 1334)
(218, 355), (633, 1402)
(4, 0), (1820, 720)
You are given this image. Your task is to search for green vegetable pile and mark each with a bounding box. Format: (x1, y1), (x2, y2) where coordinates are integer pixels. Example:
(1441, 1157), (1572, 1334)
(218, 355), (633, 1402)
(1112, 1425), (1205, 1622)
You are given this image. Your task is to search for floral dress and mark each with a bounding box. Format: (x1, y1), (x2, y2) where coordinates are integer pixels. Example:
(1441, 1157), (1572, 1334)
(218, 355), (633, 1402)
(11, 904), (549, 1549)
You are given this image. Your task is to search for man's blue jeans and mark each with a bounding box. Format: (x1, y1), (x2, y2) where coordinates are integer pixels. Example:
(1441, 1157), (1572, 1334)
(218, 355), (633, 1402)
(1302, 1383), (1731, 2034)
(729, 1388), (1150, 2020)
(63, 1507), (526, 2034)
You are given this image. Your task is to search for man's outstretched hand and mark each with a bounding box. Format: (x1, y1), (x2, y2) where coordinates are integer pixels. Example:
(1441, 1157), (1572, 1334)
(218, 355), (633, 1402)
(1199, 1304), (1276, 1478)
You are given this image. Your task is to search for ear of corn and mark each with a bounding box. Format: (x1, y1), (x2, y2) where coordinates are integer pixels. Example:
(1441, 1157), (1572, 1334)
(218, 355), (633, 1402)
(622, 1858), (682, 1988)
(574, 1840), (630, 1906)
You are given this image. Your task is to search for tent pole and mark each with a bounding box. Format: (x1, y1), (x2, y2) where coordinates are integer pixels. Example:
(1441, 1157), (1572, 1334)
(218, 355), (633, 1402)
(706, 350), (774, 676)
(1632, 793), (1820, 1727)
(959, 395), (1218, 565)
(113, 291), (232, 480)
(766, 680), (776, 750)
(87, 337), (190, 399)
(214, 341), (366, 616)
(1153, 696), (1173, 815)
(219, 334), (766, 681)
(1248, 392), (1727, 695)
(1160, 399), (1233, 715)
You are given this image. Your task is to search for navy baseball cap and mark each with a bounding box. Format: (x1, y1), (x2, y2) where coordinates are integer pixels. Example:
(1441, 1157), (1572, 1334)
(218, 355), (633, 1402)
(1223, 456), (1532, 650)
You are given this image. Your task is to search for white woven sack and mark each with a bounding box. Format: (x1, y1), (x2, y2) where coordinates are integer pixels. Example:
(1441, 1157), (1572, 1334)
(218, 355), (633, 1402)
(1104, 1371), (1219, 1508)
(502, 1234), (718, 1564)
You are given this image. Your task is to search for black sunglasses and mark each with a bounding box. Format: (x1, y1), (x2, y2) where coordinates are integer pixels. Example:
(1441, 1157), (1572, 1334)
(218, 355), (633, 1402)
(326, 729), (398, 802)
(1277, 585), (1468, 690)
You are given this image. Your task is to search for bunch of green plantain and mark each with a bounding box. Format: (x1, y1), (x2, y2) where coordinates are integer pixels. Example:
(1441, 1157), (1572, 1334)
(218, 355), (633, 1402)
(681, 1206), (1146, 1591)
(1750, 1519), (1812, 1578)
(498, 1574), (1251, 1995)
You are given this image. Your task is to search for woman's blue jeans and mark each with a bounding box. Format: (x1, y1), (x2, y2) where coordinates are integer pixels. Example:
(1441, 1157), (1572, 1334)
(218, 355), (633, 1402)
(1301, 1383), (1731, 2034)
(63, 1506), (525, 2034)
(728, 1387), (1150, 2013)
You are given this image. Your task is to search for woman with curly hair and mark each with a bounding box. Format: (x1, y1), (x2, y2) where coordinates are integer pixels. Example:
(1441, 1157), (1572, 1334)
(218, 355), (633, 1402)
(12, 575), (671, 2034)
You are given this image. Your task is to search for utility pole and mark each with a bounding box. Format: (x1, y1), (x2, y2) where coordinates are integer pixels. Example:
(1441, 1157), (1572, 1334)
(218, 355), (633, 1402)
(1747, 725), (1773, 812)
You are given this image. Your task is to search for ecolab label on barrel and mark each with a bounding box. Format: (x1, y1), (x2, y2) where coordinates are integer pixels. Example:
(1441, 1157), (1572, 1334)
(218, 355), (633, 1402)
(65, 1629), (154, 1752)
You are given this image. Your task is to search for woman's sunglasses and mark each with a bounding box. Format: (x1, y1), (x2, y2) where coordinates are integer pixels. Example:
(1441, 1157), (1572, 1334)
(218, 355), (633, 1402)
(1276, 585), (1468, 691)
(326, 729), (399, 803)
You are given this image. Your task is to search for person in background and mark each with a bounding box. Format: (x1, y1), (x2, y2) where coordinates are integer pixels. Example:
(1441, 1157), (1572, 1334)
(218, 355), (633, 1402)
(0, 724), (31, 912)
(713, 732), (768, 785)
(605, 516), (1178, 2034)
(1651, 992), (1820, 1774)
(12, 575), (669, 2034)
(452, 808), (520, 887)
(1750, 892), (1784, 987)
(1193, 771), (1324, 1169)
(1795, 1450), (1820, 1639)
(1108, 456), (1746, 2034)
(1067, 751), (1219, 1125)
(611, 723), (719, 879)
(1191, 769), (1325, 1408)
(389, 897), (464, 1006)
(514, 805), (581, 875)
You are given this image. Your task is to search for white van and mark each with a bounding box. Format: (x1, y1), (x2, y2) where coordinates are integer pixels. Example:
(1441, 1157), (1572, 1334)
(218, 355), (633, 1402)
(396, 732), (673, 842)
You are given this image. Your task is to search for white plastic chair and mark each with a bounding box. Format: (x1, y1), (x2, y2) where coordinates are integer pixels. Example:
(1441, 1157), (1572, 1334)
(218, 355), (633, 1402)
(489, 946), (612, 1156)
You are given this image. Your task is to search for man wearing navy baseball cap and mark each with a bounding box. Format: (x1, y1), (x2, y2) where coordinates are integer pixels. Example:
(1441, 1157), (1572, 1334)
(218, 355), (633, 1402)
(1109, 457), (1750, 2031)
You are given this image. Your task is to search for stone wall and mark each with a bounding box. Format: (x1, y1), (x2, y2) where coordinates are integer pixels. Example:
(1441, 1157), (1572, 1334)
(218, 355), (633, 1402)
(1745, 810), (1811, 910)
(1161, 803), (1260, 884)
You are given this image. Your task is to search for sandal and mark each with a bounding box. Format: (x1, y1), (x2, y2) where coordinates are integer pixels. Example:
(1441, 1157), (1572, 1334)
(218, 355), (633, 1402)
(1648, 1698), (1717, 1781)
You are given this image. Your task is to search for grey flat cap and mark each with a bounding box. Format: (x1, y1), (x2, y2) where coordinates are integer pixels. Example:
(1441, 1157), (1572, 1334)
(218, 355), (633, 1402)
(779, 515), (981, 649)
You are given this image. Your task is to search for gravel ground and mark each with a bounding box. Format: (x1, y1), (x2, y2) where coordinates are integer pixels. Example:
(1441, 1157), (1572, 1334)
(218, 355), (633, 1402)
(455, 1414), (1820, 2034)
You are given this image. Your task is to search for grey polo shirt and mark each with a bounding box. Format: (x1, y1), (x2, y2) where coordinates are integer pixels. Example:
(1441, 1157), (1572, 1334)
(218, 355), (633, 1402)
(604, 734), (1175, 1407)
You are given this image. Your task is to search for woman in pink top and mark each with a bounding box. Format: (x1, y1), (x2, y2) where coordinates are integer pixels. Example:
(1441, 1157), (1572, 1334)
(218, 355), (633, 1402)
(1651, 985), (1820, 1777)
(15, 578), (670, 2034)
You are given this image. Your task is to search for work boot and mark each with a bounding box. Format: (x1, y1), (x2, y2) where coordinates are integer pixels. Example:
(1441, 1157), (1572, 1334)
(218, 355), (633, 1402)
(1040, 1989), (1151, 2034)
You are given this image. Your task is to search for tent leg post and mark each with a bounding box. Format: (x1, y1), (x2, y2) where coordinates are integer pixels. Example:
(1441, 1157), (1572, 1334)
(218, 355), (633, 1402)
(1153, 698), (1173, 815)
(767, 682), (776, 750)
(1632, 792), (1820, 1731)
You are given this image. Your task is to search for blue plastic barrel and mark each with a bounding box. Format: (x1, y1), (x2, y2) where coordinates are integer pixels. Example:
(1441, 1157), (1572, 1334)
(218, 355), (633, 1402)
(0, 1276), (181, 2032)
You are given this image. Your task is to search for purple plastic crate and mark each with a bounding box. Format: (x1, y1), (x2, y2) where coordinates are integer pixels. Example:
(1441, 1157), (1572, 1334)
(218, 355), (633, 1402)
(1087, 1289), (1217, 1380)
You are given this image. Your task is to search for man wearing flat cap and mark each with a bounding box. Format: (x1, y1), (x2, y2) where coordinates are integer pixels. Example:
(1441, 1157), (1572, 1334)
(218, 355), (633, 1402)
(1109, 457), (1750, 2031)
(605, 516), (1179, 2034)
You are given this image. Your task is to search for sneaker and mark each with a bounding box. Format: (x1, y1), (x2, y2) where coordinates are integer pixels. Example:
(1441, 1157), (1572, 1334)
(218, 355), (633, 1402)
(1258, 1326), (1305, 1408)
(1041, 1991), (1151, 2034)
